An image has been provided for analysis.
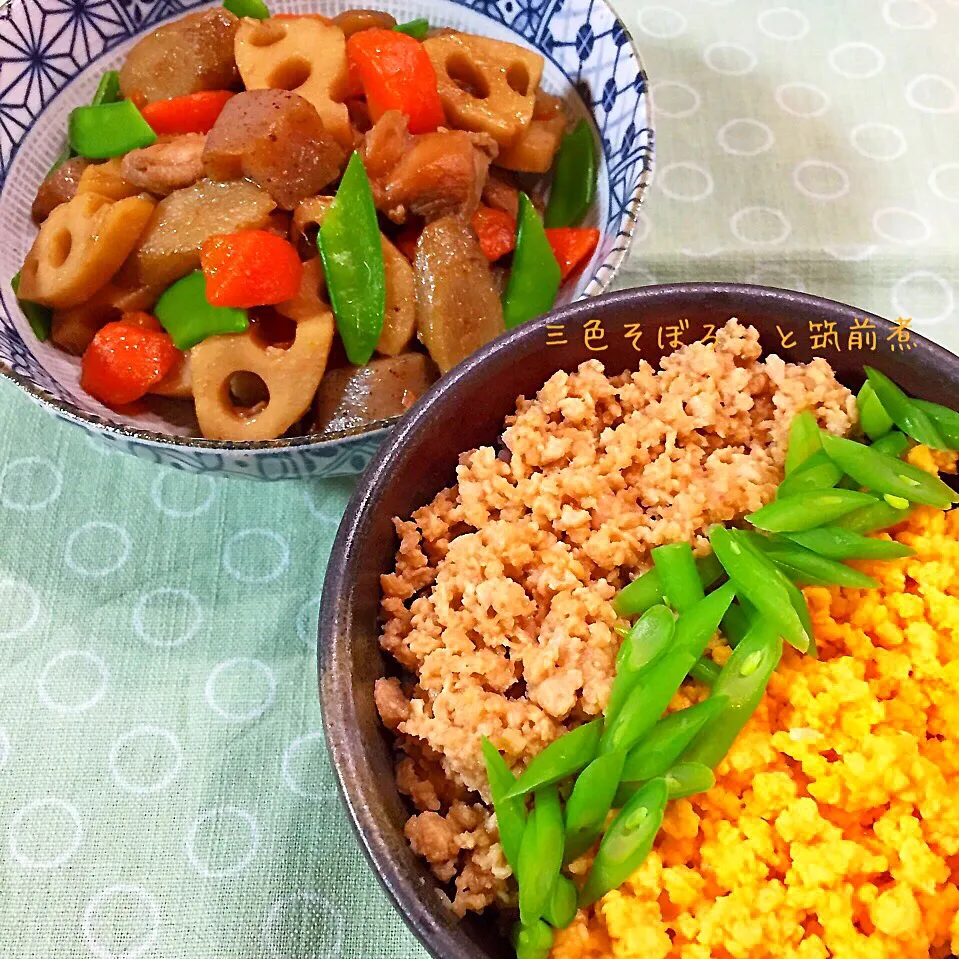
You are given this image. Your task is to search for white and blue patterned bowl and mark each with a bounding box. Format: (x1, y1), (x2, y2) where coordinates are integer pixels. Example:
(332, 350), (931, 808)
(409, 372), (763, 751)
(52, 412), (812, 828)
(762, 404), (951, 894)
(0, 0), (652, 480)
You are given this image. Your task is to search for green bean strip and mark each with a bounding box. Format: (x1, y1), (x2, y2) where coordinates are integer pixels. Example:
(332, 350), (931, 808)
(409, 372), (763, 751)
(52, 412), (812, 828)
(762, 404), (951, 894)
(620, 696), (727, 784)
(563, 749), (625, 863)
(785, 410), (822, 474)
(690, 658), (721, 685)
(783, 526), (913, 560)
(747, 489), (875, 533)
(820, 433), (957, 509)
(579, 778), (668, 907)
(601, 583), (736, 755)
(613, 553), (724, 618)
(664, 762), (715, 799)
(709, 526), (810, 653)
(721, 599), (753, 647)
(763, 542), (879, 589)
(518, 786), (565, 925)
(857, 381), (893, 441)
(912, 399), (959, 450)
(481, 738), (527, 872)
(682, 620), (783, 769)
(776, 449), (844, 499)
(512, 920), (555, 959)
(544, 875), (578, 929)
(605, 605), (675, 726)
(503, 721), (602, 800)
(865, 366), (947, 450)
(835, 496), (915, 534)
(870, 431), (909, 458)
(652, 543), (703, 611)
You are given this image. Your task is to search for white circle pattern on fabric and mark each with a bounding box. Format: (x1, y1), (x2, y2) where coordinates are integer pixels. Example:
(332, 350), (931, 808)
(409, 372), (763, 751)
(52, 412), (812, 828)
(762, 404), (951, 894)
(823, 243), (877, 262)
(222, 529), (290, 584)
(657, 162), (714, 202)
(9, 798), (83, 868)
(132, 587), (204, 648)
(281, 732), (337, 801)
(65, 522), (132, 578)
(636, 5), (687, 38)
(0, 457), (63, 512)
(0, 577), (41, 639)
(703, 42), (757, 75)
(872, 208), (933, 244)
(757, 7), (810, 40)
(108, 727), (183, 795)
(38, 650), (109, 714)
(716, 118), (775, 156)
(632, 211), (651, 245)
(774, 82), (831, 117)
(849, 122), (908, 161)
(150, 471), (216, 518)
(792, 160), (851, 200)
(882, 0), (937, 28)
(649, 80), (701, 118)
(891, 271), (955, 327)
(295, 594), (322, 649)
(82, 885), (160, 959)
(928, 163), (959, 203)
(263, 892), (345, 959)
(828, 42), (886, 79)
(729, 207), (793, 245)
(205, 658), (277, 722)
(905, 74), (959, 114)
(185, 807), (260, 878)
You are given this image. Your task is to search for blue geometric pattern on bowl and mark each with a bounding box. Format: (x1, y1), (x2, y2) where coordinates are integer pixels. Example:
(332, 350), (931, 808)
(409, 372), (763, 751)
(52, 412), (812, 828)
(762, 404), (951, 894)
(0, 0), (652, 479)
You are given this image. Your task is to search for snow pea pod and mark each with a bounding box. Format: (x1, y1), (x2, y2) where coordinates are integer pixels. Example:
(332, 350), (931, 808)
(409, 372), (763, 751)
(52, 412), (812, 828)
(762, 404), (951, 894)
(545, 118), (597, 228)
(652, 542), (703, 612)
(709, 526), (810, 653)
(747, 489), (875, 533)
(512, 920), (554, 959)
(91, 70), (121, 107)
(224, 0), (269, 19)
(605, 605), (675, 726)
(518, 786), (564, 925)
(503, 193), (561, 329)
(614, 553), (724, 617)
(912, 399), (959, 450)
(820, 432), (957, 509)
(784, 410), (822, 474)
(759, 538), (878, 589)
(664, 762), (715, 799)
(857, 381), (893, 441)
(563, 748), (625, 864)
(481, 737), (527, 872)
(864, 366), (947, 450)
(503, 720), (602, 799)
(544, 875), (578, 929)
(319, 152), (386, 365)
(601, 583), (736, 755)
(69, 99), (157, 159)
(870, 431), (909, 458)
(835, 495), (914, 534)
(579, 778), (668, 907)
(393, 17), (430, 38)
(10, 271), (51, 341)
(154, 271), (248, 349)
(776, 449), (844, 499)
(783, 526), (913, 560)
(682, 619), (782, 769)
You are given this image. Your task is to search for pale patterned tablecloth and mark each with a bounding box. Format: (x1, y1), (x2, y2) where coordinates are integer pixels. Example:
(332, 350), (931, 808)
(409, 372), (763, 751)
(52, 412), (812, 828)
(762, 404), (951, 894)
(0, 2), (957, 958)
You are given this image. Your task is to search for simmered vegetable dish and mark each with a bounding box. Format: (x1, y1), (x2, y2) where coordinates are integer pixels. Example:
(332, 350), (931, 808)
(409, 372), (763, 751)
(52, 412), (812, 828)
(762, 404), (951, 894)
(12, 4), (600, 440)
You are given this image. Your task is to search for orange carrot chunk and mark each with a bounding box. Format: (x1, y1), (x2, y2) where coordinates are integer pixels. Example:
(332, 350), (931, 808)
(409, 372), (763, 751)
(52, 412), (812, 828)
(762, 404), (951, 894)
(472, 205), (517, 262)
(141, 91), (235, 136)
(200, 230), (304, 308)
(545, 227), (600, 281)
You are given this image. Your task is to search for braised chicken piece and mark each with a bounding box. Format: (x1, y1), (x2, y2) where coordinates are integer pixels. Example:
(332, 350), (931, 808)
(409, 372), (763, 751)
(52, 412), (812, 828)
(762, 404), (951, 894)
(121, 134), (206, 196)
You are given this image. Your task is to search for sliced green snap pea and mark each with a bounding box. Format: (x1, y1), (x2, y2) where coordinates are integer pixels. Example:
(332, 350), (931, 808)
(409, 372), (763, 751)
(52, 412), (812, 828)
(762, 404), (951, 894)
(652, 542), (703, 612)
(10, 271), (52, 341)
(682, 620), (782, 770)
(774, 565), (817, 659)
(762, 540), (879, 589)
(393, 17), (430, 38)
(747, 489), (876, 533)
(91, 69), (121, 107)
(563, 748), (625, 864)
(518, 786), (565, 926)
(544, 875), (578, 929)
(512, 920), (555, 959)
(223, 0), (269, 18)
(504, 193), (561, 329)
(606, 605), (675, 726)
(620, 696), (727, 784)
(783, 526), (914, 560)
(776, 449), (844, 499)
(664, 761), (715, 799)
(579, 778), (668, 907)
(835, 495), (915, 535)
(870, 431), (909, 458)
(613, 553), (723, 618)
(785, 410), (822, 474)
(69, 100), (157, 159)
(709, 526), (810, 653)
(481, 738), (527, 872)
(155, 271), (248, 349)
(864, 366), (947, 450)
(721, 599), (753, 647)
(912, 399), (959, 451)
(690, 658), (721, 685)
(820, 432), (957, 509)
(545, 118), (597, 229)
(857, 380), (893, 441)
(601, 583), (736, 756)
(504, 720), (602, 800)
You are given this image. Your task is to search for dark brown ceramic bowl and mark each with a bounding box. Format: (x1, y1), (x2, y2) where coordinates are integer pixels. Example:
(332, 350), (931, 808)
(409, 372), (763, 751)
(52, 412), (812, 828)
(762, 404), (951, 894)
(318, 283), (959, 959)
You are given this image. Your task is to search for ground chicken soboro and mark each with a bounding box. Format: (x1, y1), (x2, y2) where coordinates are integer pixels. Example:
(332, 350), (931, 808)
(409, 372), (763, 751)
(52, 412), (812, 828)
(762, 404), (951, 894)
(374, 320), (857, 916)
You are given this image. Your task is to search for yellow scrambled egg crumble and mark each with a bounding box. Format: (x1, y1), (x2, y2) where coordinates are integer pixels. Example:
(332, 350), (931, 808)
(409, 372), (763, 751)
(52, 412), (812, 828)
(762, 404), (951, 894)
(553, 451), (959, 959)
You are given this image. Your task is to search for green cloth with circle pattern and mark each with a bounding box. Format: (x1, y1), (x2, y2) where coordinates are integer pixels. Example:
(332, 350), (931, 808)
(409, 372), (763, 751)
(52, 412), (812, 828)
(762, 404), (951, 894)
(1, 2), (957, 957)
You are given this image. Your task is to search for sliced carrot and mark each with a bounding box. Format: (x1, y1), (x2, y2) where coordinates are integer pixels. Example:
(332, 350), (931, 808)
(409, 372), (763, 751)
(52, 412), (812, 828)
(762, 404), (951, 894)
(472, 205), (517, 262)
(140, 91), (234, 136)
(545, 227), (600, 281)
(200, 230), (304, 308)
(81, 319), (180, 407)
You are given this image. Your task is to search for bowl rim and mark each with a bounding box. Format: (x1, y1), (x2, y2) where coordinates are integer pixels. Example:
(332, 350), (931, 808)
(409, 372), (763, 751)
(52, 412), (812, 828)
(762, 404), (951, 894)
(318, 281), (959, 959)
(0, 0), (652, 454)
